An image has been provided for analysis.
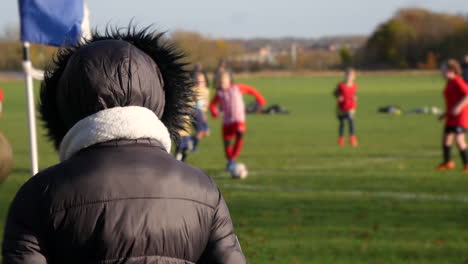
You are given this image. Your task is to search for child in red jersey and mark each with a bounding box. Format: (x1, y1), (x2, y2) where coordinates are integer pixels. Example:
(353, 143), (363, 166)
(437, 59), (468, 172)
(334, 68), (358, 147)
(210, 72), (266, 172)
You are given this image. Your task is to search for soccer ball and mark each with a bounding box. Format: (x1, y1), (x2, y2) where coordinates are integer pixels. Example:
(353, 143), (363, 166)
(430, 106), (441, 115)
(231, 163), (248, 179)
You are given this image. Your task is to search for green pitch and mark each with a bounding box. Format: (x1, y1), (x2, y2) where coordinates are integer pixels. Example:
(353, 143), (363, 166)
(1, 73), (468, 263)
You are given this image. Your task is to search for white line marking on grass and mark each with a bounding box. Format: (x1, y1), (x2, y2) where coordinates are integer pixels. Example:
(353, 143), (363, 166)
(211, 152), (441, 178)
(212, 158), (397, 178)
(237, 152), (440, 176)
(221, 183), (468, 203)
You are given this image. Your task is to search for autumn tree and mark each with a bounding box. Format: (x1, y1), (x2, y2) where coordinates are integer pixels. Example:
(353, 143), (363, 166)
(171, 30), (243, 72)
(360, 8), (467, 68)
(339, 45), (352, 67)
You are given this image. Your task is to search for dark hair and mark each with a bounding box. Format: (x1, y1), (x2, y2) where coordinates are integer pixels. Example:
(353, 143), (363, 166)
(40, 25), (194, 149)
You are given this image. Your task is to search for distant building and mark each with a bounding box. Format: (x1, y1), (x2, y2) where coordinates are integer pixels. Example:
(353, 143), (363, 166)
(232, 45), (278, 65)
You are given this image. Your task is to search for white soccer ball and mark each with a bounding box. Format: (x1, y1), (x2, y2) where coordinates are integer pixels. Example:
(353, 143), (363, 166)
(231, 163), (248, 179)
(431, 106), (441, 115)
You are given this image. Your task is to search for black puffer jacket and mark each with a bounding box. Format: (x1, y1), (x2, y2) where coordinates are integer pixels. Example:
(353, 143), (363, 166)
(2, 28), (246, 264)
(3, 140), (244, 264)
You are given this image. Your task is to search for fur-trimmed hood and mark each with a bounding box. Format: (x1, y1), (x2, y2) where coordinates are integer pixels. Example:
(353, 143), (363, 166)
(40, 26), (194, 150)
(59, 106), (172, 161)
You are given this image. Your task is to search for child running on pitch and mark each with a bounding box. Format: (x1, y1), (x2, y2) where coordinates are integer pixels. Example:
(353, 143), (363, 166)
(210, 71), (266, 171)
(334, 68), (358, 147)
(192, 72), (211, 152)
(174, 116), (193, 162)
(437, 59), (468, 172)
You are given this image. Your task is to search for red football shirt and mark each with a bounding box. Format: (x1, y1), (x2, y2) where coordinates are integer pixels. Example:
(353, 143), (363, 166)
(337, 82), (357, 111)
(0, 88), (3, 102)
(444, 75), (468, 128)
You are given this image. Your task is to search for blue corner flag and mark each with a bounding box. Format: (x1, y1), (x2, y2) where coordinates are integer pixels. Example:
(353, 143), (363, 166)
(19, 0), (84, 46)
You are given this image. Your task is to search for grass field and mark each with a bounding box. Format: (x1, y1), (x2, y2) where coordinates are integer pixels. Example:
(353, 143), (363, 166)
(1, 73), (468, 263)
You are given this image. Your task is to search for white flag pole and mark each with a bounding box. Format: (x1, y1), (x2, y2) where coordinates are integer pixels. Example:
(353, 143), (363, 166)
(22, 41), (39, 176)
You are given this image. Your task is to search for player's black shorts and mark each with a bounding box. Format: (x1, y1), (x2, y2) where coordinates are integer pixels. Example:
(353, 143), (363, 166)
(444, 125), (466, 134)
(337, 112), (354, 120)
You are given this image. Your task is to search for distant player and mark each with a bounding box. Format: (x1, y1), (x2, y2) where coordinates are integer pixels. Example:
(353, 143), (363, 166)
(192, 72), (211, 152)
(462, 54), (468, 84)
(0, 88), (3, 118)
(192, 62), (210, 88)
(213, 59), (234, 90)
(210, 72), (266, 171)
(437, 59), (468, 172)
(174, 117), (193, 162)
(334, 68), (358, 147)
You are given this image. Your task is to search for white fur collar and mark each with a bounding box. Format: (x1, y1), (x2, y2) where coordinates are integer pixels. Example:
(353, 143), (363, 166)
(59, 106), (171, 161)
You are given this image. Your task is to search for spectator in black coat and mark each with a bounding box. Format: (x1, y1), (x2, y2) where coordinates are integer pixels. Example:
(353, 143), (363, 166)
(2, 26), (246, 264)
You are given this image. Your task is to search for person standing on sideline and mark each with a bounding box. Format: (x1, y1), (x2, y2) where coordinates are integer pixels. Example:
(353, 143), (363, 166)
(334, 68), (358, 147)
(437, 59), (468, 172)
(461, 54), (468, 84)
(2, 27), (246, 264)
(0, 88), (3, 118)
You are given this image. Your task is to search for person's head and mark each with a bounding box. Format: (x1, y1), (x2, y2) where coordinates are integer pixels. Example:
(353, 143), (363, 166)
(194, 62), (203, 72)
(220, 72), (232, 90)
(40, 26), (194, 149)
(195, 72), (207, 87)
(218, 58), (228, 70)
(464, 54), (468, 64)
(345, 68), (356, 83)
(441, 59), (462, 80)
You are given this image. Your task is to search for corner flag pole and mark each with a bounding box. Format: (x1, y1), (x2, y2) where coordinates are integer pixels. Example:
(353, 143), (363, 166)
(18, 0), (89, 176)
(22, 41), (39, 176)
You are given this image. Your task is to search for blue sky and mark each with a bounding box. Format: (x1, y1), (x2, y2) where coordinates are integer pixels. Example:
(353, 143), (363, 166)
(2, 0), (468, 38)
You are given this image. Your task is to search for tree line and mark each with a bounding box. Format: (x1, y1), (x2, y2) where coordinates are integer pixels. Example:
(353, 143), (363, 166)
(354, 8), (468, 69)
(0, 8), (466, 72)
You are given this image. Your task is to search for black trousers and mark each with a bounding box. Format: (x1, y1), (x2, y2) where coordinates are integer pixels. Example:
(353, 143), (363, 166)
(338, 113), (355, 137)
